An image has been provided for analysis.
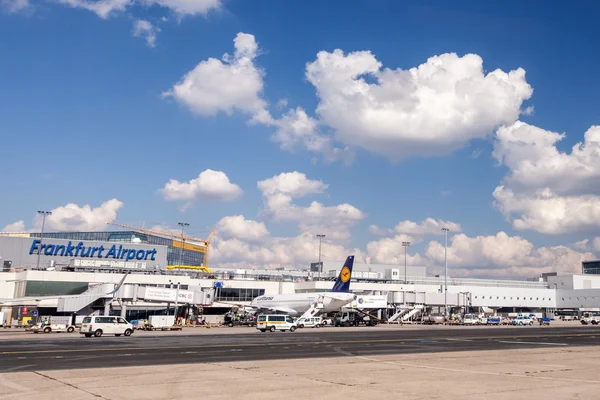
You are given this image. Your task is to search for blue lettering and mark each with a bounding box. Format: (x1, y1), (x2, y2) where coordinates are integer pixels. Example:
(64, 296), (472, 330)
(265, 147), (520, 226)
(29, 239), (157, 262)
(126, 249), (136, 261)
(81, 246), (91, 257)
(106, 245), (117, 259)
(74, 242), (84, 257)
(29, 240), (41, 255)
(44, 245), (55, 256)
(135, 250), (145, 260)
(64, 241), (75, 257)
(55, 245), (65, 256)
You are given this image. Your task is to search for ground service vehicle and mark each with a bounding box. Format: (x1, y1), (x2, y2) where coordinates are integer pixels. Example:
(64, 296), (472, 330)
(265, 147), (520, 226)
(256, 314), (297, 332)
(296, 316), (322, 328)
(581, 313), (600, 325)
(80, 316), (134, 337)
(512, 315), (534, 325)
(30, 316), (76, 333)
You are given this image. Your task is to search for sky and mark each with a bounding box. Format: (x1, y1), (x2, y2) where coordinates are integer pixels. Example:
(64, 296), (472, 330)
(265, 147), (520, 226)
(1, 0), (600, 279)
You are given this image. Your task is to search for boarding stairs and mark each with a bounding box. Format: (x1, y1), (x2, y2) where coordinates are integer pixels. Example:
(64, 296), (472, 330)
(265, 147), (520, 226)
(388, 306), (412, 323)
(297, 296), (326, 320)
(401, 304), (424, 322)
(57, 283), (114, 313)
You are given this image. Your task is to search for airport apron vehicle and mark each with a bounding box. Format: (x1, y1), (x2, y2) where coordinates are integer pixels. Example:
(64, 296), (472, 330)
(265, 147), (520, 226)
(30, 316), (75, 333)
(80, 316), (134, 337)
(296, 316), (322, 328)
(256, 314), (297, 332)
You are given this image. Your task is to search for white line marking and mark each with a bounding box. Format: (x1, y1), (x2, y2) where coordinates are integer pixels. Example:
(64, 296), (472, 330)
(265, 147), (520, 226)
(498, 340), (567, 346)
(445, 339), (473, 342)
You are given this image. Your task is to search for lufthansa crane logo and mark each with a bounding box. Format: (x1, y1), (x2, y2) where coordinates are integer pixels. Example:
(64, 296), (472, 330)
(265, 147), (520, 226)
(340, 266), (351, 282)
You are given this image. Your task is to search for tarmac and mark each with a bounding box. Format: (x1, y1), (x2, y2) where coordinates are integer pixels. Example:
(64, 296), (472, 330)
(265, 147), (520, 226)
(1, 345), (600, 399)
(1, 322), (600, 399)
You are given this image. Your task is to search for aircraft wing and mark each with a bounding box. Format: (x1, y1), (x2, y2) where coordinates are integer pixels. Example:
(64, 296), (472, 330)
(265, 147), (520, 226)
(217, 301), (296, 315)
(321, 293), (356, 302)
(0, 272), (130, 305)
(255, 306), (297, 314)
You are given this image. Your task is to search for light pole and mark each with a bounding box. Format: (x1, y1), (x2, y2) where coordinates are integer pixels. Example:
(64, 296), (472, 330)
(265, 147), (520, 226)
(169, 280), (181, 322)
(177, 222), (189, 269)
(36, 210), (52, 270)
(442, 227), (449, 318)
(316, 234), (325, 279)
(402, 241), (410, 283)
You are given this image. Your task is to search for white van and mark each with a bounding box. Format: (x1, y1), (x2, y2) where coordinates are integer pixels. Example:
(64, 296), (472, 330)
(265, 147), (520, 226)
(80, 316), (134, 337)
(296, 316), (322, 328)
(256, 314), (297, 332)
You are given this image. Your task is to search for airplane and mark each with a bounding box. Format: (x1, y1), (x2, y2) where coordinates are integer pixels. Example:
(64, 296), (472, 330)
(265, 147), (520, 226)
(0, 272), (130, 305)
(224, 255), (357, 317)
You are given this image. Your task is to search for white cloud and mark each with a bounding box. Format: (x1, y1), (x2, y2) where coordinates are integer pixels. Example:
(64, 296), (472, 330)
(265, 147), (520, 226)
(163, 32), (267, 117)
(257, 172), (364, 242)
(132, 19), (160, 47)
(593, 237), (600, 252)
(216, 215), (269, 242)
(365, 233), (425, 265)
(305, 50), (533, 161)
(23, 199), (124, 232)
(160, 169), (242, 207)
(141, 0), (220, 16)
(424, 231), (595, 278)
(54, 0), (220, 19)
(1, 200), (123, 233)
(1, 0), (30, 13)
(257, 171), (328, 199)
(493, 122), (600, 195)
(493, 186), (600, 234)
(370, 218), (461, 237)
(471, 148), (483, 158)
(211, 231), (367, 270)
(1, 220), (26, 232)
(492, 122), (600, 234)
(572, 239), (589, 251)
(259, 107), (354, 164)
(57, 0), (130, 19)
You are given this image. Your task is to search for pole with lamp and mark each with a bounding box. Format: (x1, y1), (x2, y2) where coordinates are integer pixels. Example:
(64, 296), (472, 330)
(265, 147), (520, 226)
(36, 210), (52, 270)
(169, 279), (181, 325)
(177, 222), (189, 269)
(316, 234), (325, 279)
(401, 241), (410, 283)
(442, 227), (450, 320)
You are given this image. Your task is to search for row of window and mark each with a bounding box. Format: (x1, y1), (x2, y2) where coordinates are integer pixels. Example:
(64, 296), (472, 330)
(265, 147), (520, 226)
(474, 295), (552, 301)
(215, 288), (265, 302)
(166, 248), (205, 266)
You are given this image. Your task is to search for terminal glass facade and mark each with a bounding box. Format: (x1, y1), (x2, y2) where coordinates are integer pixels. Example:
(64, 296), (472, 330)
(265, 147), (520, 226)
(30, 231), (206, 267)
(215, 288), (265, 302)
(583, 260), (600, 275)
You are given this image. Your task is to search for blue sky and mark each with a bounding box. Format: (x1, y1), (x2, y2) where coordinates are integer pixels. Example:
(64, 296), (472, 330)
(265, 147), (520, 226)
(1, 0), (600, 278)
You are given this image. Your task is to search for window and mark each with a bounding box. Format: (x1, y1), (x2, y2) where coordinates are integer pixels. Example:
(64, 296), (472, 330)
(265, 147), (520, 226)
(215, 288), (265, 302)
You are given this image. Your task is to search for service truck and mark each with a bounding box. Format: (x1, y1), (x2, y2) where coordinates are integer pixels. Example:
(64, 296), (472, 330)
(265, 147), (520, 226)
(30, 316), (76, 333)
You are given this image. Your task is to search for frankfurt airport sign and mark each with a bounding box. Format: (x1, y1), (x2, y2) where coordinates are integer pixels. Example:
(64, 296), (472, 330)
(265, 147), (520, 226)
(29, 239), (158, 262)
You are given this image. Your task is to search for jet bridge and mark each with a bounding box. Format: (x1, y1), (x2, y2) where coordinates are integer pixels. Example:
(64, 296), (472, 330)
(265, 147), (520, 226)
(54, 284), (215, 314)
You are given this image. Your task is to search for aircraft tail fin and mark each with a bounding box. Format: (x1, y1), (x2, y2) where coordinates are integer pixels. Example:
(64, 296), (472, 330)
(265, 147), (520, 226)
(331, 255), (354, 292)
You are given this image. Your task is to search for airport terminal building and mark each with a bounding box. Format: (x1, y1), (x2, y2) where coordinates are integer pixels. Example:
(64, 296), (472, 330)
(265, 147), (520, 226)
(1, 230), (600, 326)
